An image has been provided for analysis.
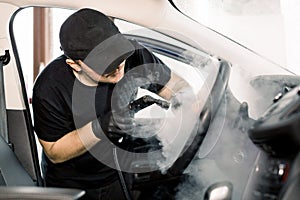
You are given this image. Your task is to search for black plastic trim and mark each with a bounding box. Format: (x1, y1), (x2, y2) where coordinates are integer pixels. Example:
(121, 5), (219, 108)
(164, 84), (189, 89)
(125, 34), (187, 61)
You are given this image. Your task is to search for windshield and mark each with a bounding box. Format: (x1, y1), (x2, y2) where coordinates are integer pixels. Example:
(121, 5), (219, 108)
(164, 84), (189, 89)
(172, 0), (300, 75)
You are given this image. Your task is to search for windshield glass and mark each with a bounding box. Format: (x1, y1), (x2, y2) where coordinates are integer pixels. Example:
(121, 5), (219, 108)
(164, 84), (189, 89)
(172, 0), (300, 75)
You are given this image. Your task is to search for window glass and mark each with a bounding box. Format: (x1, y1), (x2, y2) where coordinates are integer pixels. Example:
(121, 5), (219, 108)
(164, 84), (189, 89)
(13, 8), (34, 95)
(13, 7), (74, 98)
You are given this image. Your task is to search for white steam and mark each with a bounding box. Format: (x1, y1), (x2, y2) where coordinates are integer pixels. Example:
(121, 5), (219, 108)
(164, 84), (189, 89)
(175, 89), (260, 200)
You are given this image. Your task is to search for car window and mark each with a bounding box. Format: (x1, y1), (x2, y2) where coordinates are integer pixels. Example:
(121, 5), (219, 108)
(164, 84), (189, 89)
(13, 8), (34, 97)
(13, 7), (74, 100)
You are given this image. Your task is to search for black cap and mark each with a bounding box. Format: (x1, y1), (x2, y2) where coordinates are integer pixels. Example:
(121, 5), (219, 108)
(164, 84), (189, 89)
(59, 8), (135, 75)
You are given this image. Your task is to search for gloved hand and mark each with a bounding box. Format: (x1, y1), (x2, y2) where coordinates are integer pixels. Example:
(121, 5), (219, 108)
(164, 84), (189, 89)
(91, 109), (162, 152)
(91, 109), (134, 143)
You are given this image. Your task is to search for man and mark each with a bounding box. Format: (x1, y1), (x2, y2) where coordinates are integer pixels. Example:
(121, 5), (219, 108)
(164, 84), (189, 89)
(32, 8), (187, 200)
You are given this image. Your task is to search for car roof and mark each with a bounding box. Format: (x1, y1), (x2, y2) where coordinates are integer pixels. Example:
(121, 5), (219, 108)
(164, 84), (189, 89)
(1, 0), (289, 74)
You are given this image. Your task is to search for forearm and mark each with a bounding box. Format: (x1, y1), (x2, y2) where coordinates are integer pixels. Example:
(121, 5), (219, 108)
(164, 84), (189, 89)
(39, 122), (100, 164)
(158, 72), (189, 100)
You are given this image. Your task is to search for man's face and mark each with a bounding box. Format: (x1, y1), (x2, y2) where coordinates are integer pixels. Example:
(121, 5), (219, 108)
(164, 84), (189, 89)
(76, 60), (126, 84)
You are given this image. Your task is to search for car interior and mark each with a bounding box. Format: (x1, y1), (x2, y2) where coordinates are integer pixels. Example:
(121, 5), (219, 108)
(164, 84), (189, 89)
(1, 1), (300, 200)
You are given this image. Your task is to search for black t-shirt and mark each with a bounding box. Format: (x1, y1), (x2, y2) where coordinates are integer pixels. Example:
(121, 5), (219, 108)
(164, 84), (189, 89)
(32, 41), (171, 189)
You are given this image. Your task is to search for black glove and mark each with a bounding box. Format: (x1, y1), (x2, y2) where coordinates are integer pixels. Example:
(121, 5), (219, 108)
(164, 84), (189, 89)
(91, 109), (134, 142)
(92, 110), (162, 152)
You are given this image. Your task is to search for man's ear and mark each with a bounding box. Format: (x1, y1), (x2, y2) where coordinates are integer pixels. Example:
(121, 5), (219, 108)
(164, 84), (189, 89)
(66, 59), (82, 72)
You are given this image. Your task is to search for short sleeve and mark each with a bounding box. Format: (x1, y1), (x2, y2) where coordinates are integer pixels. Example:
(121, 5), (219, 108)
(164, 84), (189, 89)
(32, 85), (74, 142)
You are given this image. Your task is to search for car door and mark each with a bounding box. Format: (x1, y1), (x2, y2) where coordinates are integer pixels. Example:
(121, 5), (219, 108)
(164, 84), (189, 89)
(0, 4), (42, 187)
(0, 5), (84, 199)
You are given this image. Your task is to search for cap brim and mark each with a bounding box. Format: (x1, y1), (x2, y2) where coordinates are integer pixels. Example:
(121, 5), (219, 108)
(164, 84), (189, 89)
(83, 34), (135, 75)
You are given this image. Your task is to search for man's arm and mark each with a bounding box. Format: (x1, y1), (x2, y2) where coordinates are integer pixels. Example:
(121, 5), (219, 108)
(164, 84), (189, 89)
(158, 72), (189, 100)
(38, 72), (187, 164)
(38, 122), (100, 164)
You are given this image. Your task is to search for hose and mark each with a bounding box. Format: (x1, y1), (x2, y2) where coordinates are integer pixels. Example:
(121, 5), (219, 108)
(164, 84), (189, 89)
(113, 147), (133, 200)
